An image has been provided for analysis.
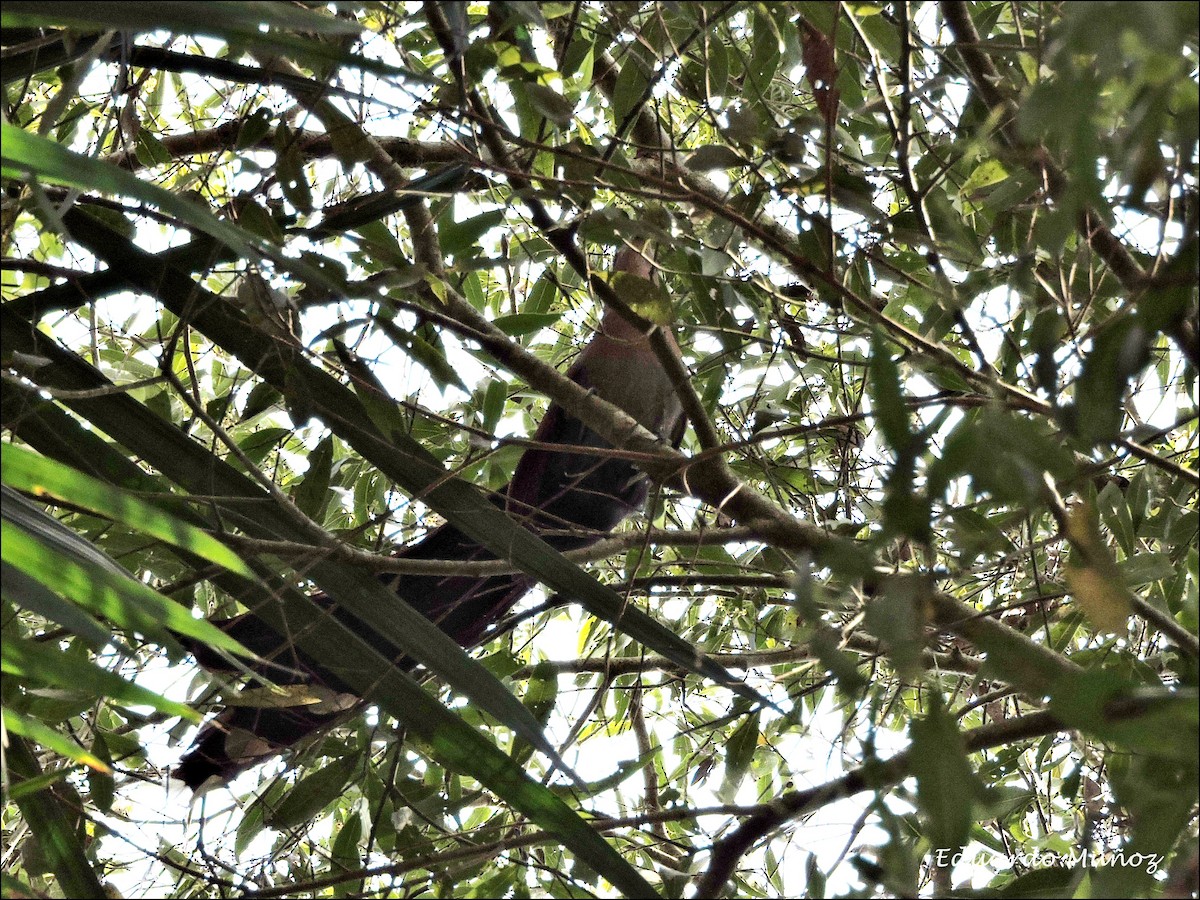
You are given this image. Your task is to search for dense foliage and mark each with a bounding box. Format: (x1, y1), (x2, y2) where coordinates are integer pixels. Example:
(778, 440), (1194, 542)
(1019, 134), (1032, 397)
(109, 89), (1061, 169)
(2, 2), (1196, 897)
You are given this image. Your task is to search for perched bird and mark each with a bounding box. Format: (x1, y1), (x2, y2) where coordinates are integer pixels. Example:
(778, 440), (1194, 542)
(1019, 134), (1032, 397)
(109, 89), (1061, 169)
(175, 244), (686, 790)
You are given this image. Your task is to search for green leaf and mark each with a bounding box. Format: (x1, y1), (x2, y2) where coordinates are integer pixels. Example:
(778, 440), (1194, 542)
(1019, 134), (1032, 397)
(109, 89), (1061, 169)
(236, 782), (284, 857)
(522, 82), (576, 126)
(86, 734), (115, 813)
(1, 517), (248, 657)
(330, 812), (364, 897)
(492, 313), (562, 337)
(4, 736), (106, 899)
(927, 407), (1075, 506)
(1068, 317), (1150, 444)
(1, 122), (257, 260)
(134, 128), (173, 167)
(2, 710), (112, 779)
(747, 12), (782, 94)
(0, 560), (112, 651)
(3, 768), (73, 801)
(480, 379), (508, 433)
(439, 209), (505, 257)
(241, 381), (283, 420)
(512, 661), (558, 764)
(277, 141), (314, 212)
(266, 755), (359, 827)
(685, 145), (745, 172)
(959, 159), (1009, 198)
(612, 54), (650, 126)
(909, 693), (983, 852)
(236, 108), (273, 149)
(3, 636), (198, 721)
(2, 443), (255, 578)
(236, 426), (292, 467)
(717, 712), (760, 802)
(235, 198), (284, 244)
(1051, 672), (1199, 763)
(293, 435), (334, 519)
(707, 35), (729, 97)
(1118, 551), (1175, 587)
(868, 333), (911, 454)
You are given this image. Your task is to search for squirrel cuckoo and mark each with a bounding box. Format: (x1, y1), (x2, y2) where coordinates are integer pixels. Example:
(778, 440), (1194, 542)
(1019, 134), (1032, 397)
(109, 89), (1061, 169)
(175, 245), (685, 790)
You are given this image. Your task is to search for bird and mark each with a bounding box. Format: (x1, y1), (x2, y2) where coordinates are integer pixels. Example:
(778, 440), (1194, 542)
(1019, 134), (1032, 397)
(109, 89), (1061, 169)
(174, 243), (686, 791)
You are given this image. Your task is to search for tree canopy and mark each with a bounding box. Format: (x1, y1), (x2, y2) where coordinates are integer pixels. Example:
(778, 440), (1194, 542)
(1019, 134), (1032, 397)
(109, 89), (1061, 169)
(1, 2), (1197, 898)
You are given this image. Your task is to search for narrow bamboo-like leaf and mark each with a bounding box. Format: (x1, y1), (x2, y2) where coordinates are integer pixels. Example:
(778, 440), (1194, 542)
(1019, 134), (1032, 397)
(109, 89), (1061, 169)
(910, 693), (984, 852)
(869, 331), (912, 454)
(329, 812), (364, 897)
(0, 2), (416, 81)
(86, 734), (115, 813)
(2, 710), (111, 780)
(2, 485), (128, 578)
(0, 561), (113, 651)
(0, 127), (335, 294)
(512, 661), (558, 765)
(0, 29), (121, 87)
(2, 768), (72, 801)
(5, 736), (107, 898)
(1, 520), (248, 657)
(292, 435), (334, 520)
(1, 123), (256, 260)
(2, 637), (198, 721)
(493, 312), (563, 336)
(2, 443), (254, 578)
(265, 755), (359, 827)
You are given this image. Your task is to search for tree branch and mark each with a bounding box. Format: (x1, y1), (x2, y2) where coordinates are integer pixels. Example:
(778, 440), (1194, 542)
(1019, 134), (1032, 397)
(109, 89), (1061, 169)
(105, 121), (462, 172)
(695, 708), (1066, 896)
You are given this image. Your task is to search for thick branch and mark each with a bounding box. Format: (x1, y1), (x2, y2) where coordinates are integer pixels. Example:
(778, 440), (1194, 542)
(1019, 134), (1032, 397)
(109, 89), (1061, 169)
(938, 2), (1147, 295)
(213, 525), (770, 578)
(106, 121), (461, 172)
(511, 635), (984, 680)
(693, 708), (1069, 897)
